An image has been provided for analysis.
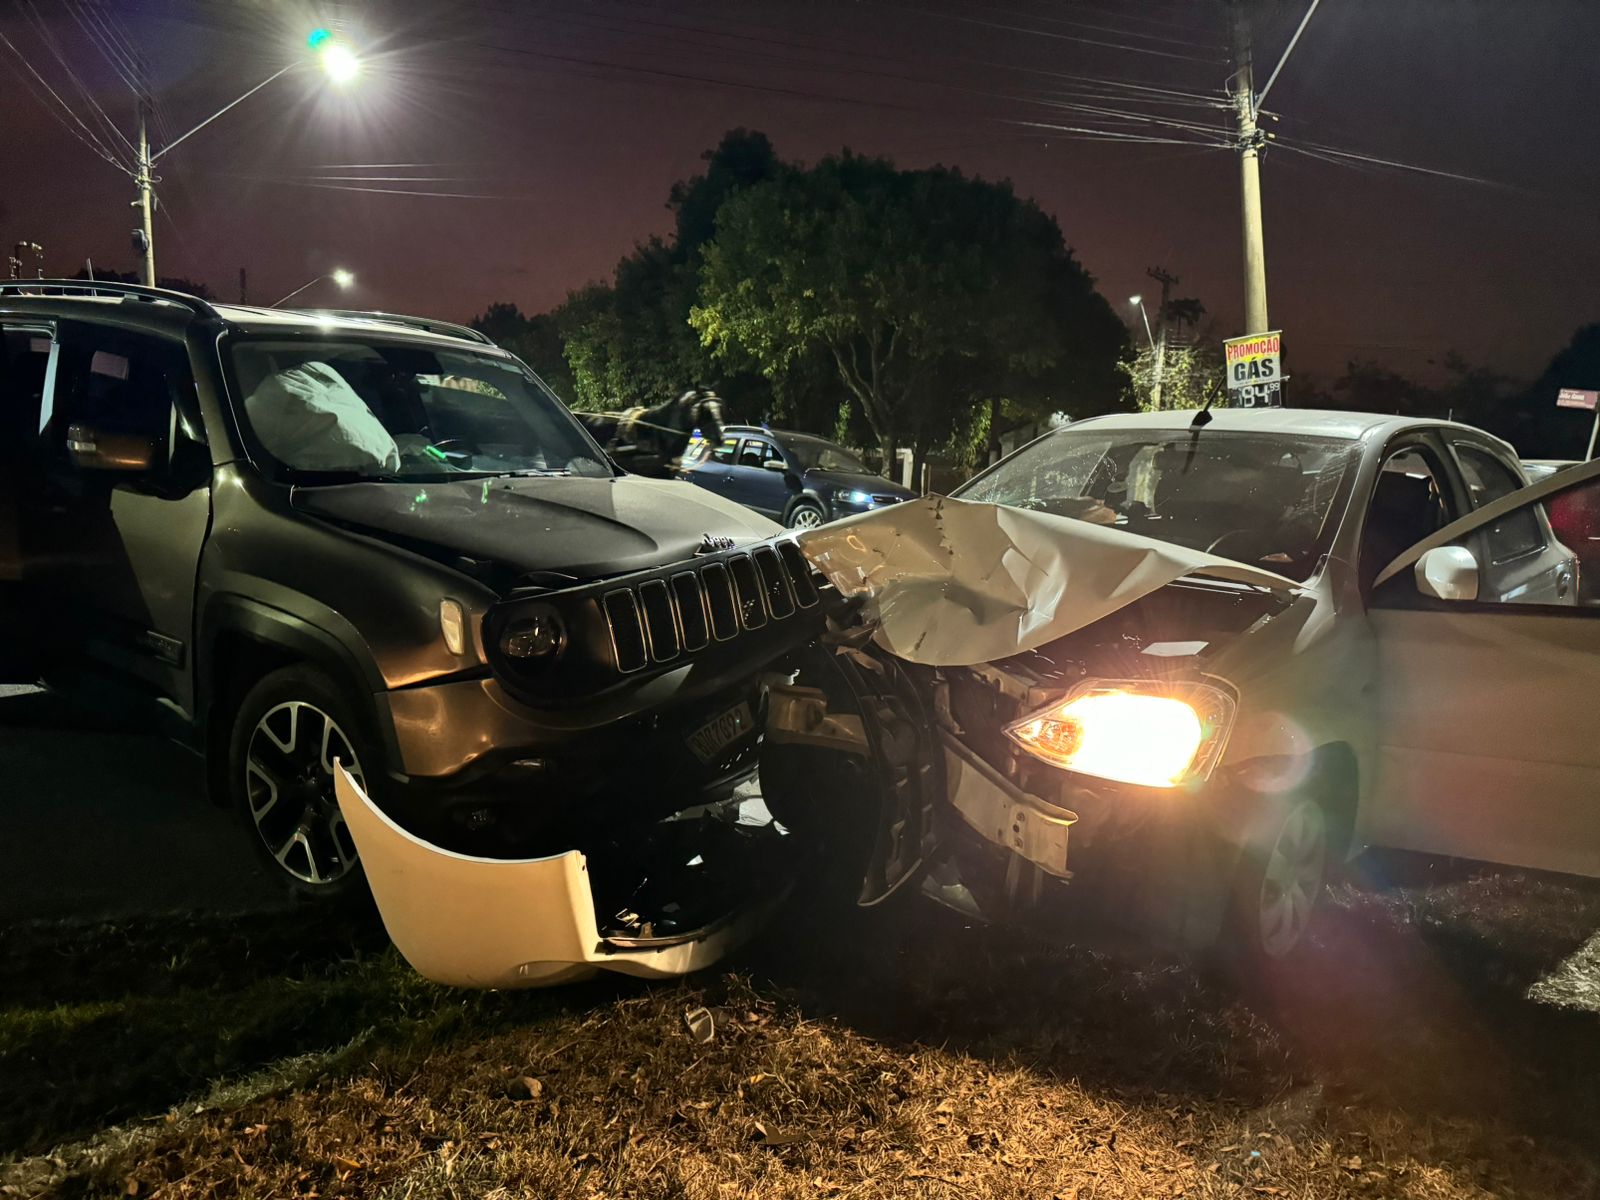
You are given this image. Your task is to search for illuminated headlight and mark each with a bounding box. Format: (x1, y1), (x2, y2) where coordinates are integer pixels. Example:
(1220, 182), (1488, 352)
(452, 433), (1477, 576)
(847, 489), (872, 505)
(1005, 680), (1236, 789)
(499, 604), (566, 665)
(439, 599), (467, 656)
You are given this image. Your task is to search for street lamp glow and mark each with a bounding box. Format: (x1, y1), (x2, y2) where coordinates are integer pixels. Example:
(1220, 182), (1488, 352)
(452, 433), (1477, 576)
(331, 269), (355, 288)
(1129, 294), (1142, 307)
(320, 42), (362, 85)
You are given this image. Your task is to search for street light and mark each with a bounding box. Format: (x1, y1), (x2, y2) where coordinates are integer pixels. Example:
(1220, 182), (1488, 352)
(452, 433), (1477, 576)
(1129, 295), (1156, 351)
(271, 269), (356, 308)
(133, 31), (367, 287)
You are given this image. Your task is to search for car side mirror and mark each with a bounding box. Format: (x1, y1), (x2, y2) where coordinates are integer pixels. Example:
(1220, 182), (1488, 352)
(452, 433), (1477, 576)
(1414, 545), (1479, 602)
(66, 423), (159, 473)
(762, 458), (788, 472)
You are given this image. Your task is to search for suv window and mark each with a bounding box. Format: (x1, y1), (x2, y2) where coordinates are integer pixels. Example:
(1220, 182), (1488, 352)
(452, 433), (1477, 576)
(51, 325), (195, 470)
(1455, 443), (1543, 563)
(0, 325), (54, 450)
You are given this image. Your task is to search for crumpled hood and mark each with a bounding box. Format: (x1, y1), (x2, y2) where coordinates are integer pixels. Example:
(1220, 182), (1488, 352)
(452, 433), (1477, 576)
(292, 474), (780, 584)
(796, 494), (1300, 667)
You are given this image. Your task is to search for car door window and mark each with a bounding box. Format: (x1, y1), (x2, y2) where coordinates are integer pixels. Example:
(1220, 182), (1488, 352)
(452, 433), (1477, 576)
(1374, 461), (1600, 608)
(1361, 446), (1459, 597)
(51, 325), (196, 474)
(710, 436), (739, 465)
(1454, 443), (1544, 564)
(736, 438), (775, 469)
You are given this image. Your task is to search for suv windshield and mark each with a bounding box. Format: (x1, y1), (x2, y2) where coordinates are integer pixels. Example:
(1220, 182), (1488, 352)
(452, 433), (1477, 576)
(782, 434), (869, 474)
(958, 427), (1361, 582)
(226, 337), (612, 482)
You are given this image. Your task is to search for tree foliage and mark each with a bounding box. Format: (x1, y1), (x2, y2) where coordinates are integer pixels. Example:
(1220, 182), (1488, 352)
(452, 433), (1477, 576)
(689, 151), (1127, 469)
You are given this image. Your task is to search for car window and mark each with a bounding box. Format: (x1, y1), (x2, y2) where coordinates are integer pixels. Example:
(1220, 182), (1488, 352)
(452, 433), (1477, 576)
(710, 436), (739, 465)
(1375, 467), (1600, 608)
(226, 337), (611, 482)
(1361, 447), (1459, 596)
(0, 324), (54, 450)
(1455, 444), (1543, 563)
(50, 325), (195, 471)
(736, 438), (778, 469)
(783, 435), (869, 474)
(957, 428), (1361, 583)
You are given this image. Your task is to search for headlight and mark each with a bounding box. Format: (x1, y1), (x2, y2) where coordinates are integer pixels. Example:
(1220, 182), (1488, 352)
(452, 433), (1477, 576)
(1005, 680), (1236, 788)
(499, 604), (566, 665)
(847, 489), (872, 505)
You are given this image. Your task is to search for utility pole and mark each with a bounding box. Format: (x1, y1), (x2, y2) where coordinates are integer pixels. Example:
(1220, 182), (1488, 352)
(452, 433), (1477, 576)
(1228, 0), (1269, 334)
(1145, 266), (1178, 410)
(134, 96), (157, 287)
(239, 267), (248, 303)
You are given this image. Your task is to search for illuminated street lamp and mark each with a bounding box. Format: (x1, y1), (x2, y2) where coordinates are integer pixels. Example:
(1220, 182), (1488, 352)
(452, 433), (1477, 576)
(271, 269), (356, 308)
(133, 31), (368, 287)
(1129, 294), (1156, 351)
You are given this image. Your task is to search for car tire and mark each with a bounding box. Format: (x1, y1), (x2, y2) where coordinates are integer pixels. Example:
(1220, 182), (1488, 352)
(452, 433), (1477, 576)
(786, 501), (826, 530)
(1224, 794), (1330, 968)
(226, 664), (379, 903)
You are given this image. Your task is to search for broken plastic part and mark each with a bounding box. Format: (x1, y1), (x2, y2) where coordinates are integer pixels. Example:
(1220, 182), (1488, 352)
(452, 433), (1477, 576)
(796, 495), (1299, 667)
(333, 763), (777, 988)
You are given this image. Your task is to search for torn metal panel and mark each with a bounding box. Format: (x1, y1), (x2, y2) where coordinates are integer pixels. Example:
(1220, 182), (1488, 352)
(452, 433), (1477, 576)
(796, 495), (1299, 667)
(333, 764), (769, 989)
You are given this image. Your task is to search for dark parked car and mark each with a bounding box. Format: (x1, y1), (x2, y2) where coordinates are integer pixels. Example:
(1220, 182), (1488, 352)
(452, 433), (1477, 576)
(678, 424), (915, 528)
(0, 281), (923, 982)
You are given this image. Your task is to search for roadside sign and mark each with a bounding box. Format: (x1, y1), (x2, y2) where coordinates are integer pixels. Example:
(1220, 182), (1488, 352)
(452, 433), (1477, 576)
(1557, 388), (1598, 410)
(1224, 331), (1283, 407)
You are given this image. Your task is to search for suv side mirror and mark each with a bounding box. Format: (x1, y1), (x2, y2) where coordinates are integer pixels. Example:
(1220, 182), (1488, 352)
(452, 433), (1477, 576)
(66, 423), (160, 473)
(762, 458), (788, 472)
(1415, 545), (1479, 601)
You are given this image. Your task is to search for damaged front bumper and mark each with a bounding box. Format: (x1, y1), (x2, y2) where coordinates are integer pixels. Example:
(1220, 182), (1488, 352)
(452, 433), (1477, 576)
(335, 763), (786, 988)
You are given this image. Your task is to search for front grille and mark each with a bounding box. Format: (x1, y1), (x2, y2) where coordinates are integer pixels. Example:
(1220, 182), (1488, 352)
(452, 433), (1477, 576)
(600, 539), (821, 674)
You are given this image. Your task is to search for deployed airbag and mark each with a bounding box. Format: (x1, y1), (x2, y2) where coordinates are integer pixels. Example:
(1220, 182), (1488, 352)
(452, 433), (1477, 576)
(244, 362), (400, 475)
(796, 495), (1299, 667)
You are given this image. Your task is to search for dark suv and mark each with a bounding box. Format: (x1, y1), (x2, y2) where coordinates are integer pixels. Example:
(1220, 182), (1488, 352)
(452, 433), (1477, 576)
(679, 424), (915, 528)
(0, 282), (906, 972)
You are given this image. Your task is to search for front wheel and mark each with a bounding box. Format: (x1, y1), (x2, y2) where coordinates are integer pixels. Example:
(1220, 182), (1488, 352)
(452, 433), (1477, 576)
(226, 665), (377, 900)
(786, 501), (826, 530)
(1228, 795), (1329, 964)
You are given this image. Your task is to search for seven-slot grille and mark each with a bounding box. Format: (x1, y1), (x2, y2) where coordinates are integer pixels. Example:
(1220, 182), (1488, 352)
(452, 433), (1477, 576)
(600, 540), (820, 673)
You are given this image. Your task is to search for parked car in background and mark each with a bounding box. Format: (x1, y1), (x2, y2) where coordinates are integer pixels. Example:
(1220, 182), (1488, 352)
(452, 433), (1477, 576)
(678, 424), (915, 528)
(773, 409), (1600, 967)
(1522, 458), (1578, 482)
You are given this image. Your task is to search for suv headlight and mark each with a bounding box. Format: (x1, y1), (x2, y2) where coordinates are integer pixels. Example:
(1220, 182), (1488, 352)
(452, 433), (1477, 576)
(1005, 679), (1236, 789)
(498, 604), (566, 666)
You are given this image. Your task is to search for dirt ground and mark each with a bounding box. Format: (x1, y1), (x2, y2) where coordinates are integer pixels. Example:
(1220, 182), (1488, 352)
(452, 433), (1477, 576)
(3, 857), (1599, 1200)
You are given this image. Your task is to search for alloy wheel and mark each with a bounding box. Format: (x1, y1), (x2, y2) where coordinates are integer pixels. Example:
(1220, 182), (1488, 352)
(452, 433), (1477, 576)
(1257, 799), (1327, 958)
(789, 506), (824, 529)
(244, 701), (363, 886)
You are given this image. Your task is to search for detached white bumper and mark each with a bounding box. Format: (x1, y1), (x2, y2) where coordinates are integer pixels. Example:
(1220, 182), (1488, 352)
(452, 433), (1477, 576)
(334, 764), (769, 989)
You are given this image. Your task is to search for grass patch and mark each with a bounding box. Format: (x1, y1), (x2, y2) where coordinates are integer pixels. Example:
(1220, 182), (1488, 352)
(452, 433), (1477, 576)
(4, 868), (1600, 1198)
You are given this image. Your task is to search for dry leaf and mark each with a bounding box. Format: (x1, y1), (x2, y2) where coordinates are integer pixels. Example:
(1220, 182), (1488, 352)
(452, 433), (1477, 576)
(507, 1075), (543, 1101)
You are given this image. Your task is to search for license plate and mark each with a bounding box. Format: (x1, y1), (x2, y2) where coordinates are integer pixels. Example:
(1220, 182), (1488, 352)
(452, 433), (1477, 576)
(687, 701), (756, 764)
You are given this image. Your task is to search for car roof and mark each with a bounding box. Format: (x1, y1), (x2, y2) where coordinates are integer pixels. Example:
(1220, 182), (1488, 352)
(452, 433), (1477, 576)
(1065, 407), (1485, 443)
(0, 281), (495, 352)
(724, 425), (845, 443)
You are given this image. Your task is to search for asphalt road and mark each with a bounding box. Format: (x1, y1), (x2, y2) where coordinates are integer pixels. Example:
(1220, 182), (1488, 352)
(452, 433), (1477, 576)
(0, 684), (290, 922)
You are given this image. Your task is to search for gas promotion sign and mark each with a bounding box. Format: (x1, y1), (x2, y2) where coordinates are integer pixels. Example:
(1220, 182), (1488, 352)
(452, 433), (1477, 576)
(1224, 331), (1283, 408)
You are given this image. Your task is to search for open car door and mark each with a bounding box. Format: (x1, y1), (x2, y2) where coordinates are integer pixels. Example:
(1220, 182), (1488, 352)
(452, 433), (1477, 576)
(1366, 456), (1600, 876)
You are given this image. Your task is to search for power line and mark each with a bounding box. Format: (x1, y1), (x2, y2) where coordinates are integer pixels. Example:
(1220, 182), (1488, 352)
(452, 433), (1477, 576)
(0, 24), (134, 175)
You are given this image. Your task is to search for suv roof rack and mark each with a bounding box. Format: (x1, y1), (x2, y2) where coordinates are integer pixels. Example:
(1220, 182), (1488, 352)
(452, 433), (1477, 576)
(296, 309), (494, 345)
(0, 278), (220, 319)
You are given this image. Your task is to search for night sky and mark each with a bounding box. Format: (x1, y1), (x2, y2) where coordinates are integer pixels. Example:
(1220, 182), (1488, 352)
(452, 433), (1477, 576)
(4, 0), (1598, 386)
